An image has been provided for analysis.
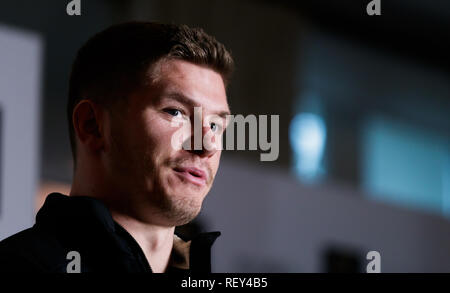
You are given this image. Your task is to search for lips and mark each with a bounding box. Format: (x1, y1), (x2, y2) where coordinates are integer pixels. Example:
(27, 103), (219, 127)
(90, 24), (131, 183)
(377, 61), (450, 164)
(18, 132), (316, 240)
(173, 166), (207, 186)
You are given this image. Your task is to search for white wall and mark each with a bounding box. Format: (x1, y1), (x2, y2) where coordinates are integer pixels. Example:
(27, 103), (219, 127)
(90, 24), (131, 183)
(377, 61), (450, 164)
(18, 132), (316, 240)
(201, 157), (450, 272)
(0, 25), (42, 239)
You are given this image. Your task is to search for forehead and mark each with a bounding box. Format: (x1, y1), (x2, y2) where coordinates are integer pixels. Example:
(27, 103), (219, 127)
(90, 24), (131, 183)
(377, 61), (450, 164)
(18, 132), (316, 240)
(146, 59), (229, 112)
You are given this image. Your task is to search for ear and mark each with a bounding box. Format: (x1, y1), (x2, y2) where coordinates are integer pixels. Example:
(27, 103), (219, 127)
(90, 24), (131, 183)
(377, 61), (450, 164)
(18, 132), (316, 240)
(72, 100), (105, 153)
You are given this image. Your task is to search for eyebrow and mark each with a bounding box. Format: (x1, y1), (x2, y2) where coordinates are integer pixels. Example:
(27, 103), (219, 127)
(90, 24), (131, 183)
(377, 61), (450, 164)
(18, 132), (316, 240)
(161, 92), (231, 118)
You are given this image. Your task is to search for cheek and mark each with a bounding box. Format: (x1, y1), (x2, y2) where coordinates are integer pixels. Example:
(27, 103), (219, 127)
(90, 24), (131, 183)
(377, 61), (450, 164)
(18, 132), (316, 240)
(145, 119), (178, 146)
(141, 112), (181, 158)
(210, 151), (222, 174)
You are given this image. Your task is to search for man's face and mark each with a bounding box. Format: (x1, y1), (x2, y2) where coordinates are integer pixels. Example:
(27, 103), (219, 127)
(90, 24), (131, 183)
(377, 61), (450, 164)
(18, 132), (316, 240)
(104, 59), (229, 226)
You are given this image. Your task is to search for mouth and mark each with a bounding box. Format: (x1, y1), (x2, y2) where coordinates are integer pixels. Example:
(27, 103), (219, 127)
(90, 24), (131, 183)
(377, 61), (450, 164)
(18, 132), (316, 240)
(173, 166), (207, 187)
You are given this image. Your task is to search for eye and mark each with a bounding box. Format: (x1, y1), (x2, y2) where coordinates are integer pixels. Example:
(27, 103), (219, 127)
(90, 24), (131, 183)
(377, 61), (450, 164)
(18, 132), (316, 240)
(210, 122), (221, 132)
(164, 108), (183, 117)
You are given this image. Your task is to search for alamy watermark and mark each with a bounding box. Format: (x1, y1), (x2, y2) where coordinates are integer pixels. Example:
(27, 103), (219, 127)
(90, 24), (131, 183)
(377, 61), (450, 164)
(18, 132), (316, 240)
(66, 250), (81, 273)
(366, 250), (381, 273)
(67, 1), (381, 17)
(66, 0), (81, 16)
(366, 0), (381, 16)
(170, 107), (279, 162)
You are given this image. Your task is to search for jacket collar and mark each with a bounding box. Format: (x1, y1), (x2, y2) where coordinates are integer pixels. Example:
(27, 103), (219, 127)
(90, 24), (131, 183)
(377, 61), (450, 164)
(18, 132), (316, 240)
(36, 193), (220, 272)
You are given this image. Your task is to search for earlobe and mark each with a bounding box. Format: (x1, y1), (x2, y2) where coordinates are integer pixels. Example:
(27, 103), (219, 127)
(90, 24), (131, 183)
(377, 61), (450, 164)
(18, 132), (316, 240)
(72, 100), (104, 152)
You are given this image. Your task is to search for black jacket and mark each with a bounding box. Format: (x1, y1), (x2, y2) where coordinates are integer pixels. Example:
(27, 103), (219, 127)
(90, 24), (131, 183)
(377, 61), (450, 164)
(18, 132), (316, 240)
(0, 193), (220, 273)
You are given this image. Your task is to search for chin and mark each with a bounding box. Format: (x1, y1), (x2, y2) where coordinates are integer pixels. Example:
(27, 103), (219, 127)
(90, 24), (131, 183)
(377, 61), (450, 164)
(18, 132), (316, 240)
(166, 203), (203, 226)
(157, 189), (205, 226)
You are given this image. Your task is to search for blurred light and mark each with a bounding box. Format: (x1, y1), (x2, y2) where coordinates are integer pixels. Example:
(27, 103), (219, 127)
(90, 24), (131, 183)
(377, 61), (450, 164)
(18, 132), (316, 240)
(443, 154), (450, 217)
(362, 116), (450, 215)
(289, 113), (327, 182)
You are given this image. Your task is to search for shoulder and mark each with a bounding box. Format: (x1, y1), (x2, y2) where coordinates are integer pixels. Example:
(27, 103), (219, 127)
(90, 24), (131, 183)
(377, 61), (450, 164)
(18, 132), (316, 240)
(0, 227), (36, 253)
(0, 228), (42, 272)
(0, 227), (64, 272)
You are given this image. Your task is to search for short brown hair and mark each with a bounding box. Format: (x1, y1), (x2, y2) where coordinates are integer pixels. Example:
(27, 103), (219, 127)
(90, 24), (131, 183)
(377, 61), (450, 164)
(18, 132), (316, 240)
(67, 21), (234, 163)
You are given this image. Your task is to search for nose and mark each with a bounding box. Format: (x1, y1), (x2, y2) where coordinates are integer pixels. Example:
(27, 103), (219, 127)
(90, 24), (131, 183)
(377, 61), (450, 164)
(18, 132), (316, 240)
(184, 125), (220, 158)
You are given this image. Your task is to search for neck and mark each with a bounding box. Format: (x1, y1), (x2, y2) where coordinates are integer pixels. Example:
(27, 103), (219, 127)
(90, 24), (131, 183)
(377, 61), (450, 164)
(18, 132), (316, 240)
(112, 211), (175, 273)
(70, 165), (176, 273)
